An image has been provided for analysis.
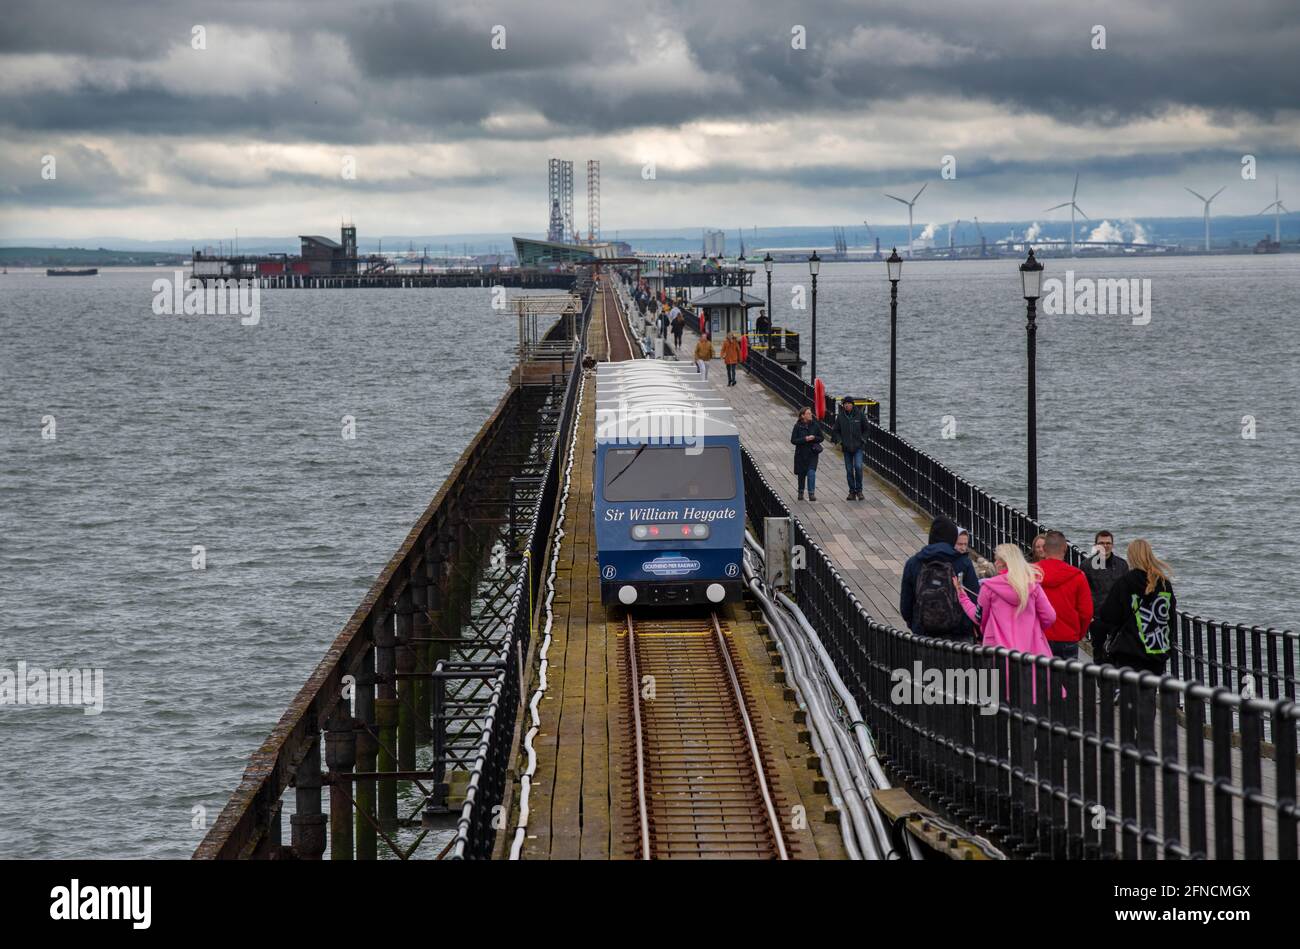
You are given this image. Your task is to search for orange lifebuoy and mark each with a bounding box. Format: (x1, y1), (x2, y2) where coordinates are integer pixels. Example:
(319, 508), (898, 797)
(813, 378), (826, 418)
(739, 334), (749, 361)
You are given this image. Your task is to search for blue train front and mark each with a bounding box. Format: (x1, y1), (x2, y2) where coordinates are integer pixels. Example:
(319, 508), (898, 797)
(593, 363), (746, 607)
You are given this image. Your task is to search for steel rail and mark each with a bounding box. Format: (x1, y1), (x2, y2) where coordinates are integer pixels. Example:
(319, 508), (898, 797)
(709, 611), (789, 861)
(624, 611), (790, 859)
(624, 614), (653, 860)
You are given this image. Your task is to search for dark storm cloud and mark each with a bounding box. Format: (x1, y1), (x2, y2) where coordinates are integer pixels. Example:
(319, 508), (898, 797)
(1, 0), (1296, 143)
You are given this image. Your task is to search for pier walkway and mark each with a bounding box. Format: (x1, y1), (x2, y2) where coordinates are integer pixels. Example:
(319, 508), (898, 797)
(644, 304), (1296, 860)
(497, 282), (846, 860)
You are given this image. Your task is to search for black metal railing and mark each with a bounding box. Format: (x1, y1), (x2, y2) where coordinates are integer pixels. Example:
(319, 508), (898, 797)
(741, 345), (1297, 707)
(448, 295), (591, 859)
(743, 448), (1299, 860)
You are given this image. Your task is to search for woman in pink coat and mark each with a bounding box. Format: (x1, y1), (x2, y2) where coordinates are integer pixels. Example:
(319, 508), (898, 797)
(953, 543), (1056, 703)
(953, 543), (1056, 657)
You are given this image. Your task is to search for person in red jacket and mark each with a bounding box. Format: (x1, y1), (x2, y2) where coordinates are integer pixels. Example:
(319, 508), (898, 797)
(1037, 530), (1093, 660)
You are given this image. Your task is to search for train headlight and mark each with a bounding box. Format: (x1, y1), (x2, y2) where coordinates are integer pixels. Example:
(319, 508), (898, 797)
(630, 523), (710, 540)
(706, 583), (726, 603)
(618, 585), (638, 604)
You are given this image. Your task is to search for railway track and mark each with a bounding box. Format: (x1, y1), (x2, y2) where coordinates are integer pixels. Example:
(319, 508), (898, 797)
(601, 279), (639, 362)
(621, 611), (791, 859)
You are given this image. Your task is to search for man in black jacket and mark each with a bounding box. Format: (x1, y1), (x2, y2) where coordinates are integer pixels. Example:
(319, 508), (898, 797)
(829, 397), (868, 500)
(1082, 530), (1128, 661)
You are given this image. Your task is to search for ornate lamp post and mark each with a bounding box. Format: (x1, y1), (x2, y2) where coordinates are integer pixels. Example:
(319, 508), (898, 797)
(1019, 247), (1045, 521)
(808, 250), (821, 382)
(763, 252), (774, 323)
(737, 253), (748, 335)
(886, 247), (902, 433)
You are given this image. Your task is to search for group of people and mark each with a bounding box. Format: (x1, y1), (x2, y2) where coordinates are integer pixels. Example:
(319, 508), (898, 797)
(691, 331), (743, 384)
(900, 517), (1176, 677)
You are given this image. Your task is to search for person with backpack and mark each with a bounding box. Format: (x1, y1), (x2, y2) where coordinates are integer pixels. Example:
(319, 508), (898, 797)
(671, 310), (686, 352)
(1090, 538), (1176, 676)
(829, 397), (869, 500)
(900, 516), (981, 638)
(952, 543), (1056, 657)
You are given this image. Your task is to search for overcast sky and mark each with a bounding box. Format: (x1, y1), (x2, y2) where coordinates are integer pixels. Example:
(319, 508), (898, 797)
(2, 0), (1298, 241)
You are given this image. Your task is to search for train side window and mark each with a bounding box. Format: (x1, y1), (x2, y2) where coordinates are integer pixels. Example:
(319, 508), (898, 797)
(603, 446), (735, 502)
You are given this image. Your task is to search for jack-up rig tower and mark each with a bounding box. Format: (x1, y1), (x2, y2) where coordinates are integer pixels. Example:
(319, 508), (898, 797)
(547, 159), (575, 243)
(586, 160), (600, 244)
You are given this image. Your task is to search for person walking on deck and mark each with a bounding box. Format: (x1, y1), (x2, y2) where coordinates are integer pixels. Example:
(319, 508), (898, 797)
(755, 310), (771, 349)
(720, 332), (742, 386)
(1090, 538), (1176, 677)
(829, 397), (868, 500)
(790, 406), (823, 501)
(1036, 530), (1094, 661)
(671, 311), (686, 353)
(693, 332), (714, 379)
(900, 516), (981, 639)
(1081, 530), (1128, 663)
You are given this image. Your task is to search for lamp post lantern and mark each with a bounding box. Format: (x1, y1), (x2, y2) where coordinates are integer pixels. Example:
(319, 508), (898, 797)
(808, 251), (821, 383)
(886, 247), (902, 433)
(1019, 247), (1045, 522)
(738, 254), (748, 335)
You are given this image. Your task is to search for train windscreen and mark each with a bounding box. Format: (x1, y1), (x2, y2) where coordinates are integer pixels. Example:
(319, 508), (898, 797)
(603, 446), (736, 502)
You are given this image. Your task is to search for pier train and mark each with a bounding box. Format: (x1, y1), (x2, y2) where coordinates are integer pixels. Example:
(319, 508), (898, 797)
(593, 361), (746, 607)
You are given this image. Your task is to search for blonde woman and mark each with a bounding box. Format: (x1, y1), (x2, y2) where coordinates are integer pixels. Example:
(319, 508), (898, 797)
(1091, 538), (1176, 675)
(953, 543), (1055, 656)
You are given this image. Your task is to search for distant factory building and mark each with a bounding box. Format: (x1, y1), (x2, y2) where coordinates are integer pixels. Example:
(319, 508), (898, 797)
(299, 225), (358, 275)
(702, 229), (726, 257)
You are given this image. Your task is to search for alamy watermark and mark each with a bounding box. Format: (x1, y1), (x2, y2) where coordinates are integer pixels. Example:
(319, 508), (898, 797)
(152, 270), (260, 325)
(1, 661), (104, 715)
(890, 661), (999, 715)
(594, 399), (707, 454)
(1041, 270), (1151, 325)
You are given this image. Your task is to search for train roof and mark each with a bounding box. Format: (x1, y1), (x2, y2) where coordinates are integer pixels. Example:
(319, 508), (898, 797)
(594, 360), (739, 441)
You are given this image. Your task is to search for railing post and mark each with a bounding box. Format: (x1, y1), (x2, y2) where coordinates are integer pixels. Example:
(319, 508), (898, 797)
(374, 607), (399, 832)
(413, 552), (433, 743)
(396, 584), (416, 772)
(325, 700), (356, 860)
(354, 640), (378, 859)
(290, 732), (326, 860)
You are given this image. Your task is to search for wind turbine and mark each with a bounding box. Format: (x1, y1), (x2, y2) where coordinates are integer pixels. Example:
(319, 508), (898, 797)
(884, 183), (927, 258)
(1044, 173), (1090, 256)
(1259, 176), (1288, 245)
(1185, 185), (1226, 252)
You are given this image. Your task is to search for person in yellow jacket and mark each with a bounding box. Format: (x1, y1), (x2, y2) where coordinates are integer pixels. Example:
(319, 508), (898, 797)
(693, 333), (714, 380)
(720, 332), (742, 386)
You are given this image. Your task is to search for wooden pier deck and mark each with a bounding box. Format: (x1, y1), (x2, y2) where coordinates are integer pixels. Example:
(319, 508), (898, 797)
(498, 285), (847, 860)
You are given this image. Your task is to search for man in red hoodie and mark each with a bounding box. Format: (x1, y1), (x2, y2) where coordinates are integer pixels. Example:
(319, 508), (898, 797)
(1037, 531), (1094, 660)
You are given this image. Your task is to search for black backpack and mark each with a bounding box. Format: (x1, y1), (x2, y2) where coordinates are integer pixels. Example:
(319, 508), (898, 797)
(914, 559), (964, 637)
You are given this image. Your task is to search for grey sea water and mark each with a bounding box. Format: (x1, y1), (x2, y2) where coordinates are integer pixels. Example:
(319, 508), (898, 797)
(0, 256), (1295, 858)
(0, 270), (525, 858)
